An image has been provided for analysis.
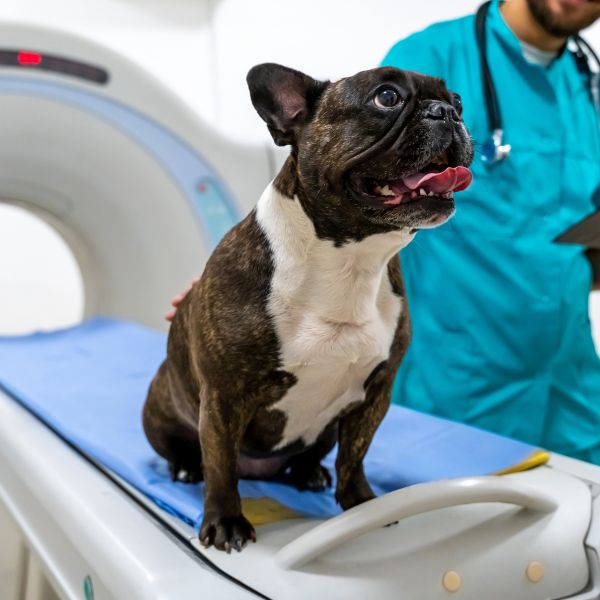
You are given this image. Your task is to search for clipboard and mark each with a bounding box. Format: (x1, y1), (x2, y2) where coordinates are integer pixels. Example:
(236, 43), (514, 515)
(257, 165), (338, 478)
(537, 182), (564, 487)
(555, 209), (600, 249)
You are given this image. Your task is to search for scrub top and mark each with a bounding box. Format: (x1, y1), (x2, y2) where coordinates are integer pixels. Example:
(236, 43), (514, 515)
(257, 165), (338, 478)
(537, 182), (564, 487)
(381, 0), (600, 463)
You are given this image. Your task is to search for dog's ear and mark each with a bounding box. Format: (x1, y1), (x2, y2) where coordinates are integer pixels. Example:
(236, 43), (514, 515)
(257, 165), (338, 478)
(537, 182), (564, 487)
(247, 63), (328, 146)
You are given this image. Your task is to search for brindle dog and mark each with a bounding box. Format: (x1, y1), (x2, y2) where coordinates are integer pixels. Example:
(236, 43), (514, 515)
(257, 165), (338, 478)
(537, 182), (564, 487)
(143, 63), (473, 552)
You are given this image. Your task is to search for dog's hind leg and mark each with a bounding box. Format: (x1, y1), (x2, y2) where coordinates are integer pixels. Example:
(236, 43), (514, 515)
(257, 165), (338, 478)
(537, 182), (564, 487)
(142, 361), (203, 483)
(285, 422), (337, 491)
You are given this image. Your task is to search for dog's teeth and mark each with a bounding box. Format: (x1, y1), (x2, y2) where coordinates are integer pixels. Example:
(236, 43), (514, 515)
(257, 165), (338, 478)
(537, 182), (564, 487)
(428, 191), (434, 197)
(419, 188), (427, 196)
(374, 184), (395, 197)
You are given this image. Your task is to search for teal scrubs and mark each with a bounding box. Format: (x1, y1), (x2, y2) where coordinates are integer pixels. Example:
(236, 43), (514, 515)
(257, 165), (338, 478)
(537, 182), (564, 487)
(382, 0), (600, 463)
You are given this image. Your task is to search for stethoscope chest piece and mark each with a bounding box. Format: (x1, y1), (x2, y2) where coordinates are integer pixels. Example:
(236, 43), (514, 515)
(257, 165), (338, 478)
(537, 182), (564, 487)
(481, 128), (512, 164)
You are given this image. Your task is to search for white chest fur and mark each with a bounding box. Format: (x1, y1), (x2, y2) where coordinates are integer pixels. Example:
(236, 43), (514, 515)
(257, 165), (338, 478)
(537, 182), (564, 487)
(256, 184), (414, 449)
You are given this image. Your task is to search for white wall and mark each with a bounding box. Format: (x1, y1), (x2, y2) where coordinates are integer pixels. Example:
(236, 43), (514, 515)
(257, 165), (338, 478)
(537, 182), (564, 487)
(4, 0), (597, 143)
(0, 0), (599, 335)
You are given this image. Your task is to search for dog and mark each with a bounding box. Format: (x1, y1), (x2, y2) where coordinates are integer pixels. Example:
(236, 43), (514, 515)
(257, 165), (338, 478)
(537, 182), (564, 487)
(142, 63), (473, 552)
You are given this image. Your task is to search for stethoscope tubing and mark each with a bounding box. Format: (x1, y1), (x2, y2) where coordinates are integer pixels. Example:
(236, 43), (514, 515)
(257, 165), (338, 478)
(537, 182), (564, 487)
(476, 0), (600, 164)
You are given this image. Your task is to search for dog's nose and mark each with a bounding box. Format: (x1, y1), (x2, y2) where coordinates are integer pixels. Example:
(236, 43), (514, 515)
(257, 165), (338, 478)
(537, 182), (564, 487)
(425, 101), (460, 122)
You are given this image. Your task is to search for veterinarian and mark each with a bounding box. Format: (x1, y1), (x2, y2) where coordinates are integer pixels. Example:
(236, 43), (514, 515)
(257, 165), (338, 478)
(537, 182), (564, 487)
(382, 0), (600, 462)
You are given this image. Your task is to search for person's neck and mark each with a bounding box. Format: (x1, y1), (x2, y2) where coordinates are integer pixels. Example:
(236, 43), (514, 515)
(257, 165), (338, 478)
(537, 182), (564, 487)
(500, 0), (567, 51)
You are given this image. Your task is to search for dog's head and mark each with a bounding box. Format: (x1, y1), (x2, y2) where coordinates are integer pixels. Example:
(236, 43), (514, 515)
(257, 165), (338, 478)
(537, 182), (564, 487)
(247, 63), (474, 243)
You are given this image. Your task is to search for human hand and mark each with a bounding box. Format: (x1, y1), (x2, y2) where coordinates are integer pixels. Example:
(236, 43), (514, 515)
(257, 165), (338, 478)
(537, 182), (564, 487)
(165, 277), (200, 322)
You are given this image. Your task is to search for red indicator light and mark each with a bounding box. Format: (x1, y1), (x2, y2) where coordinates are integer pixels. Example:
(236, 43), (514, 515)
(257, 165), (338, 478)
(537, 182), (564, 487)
(17, 51), (42, 66)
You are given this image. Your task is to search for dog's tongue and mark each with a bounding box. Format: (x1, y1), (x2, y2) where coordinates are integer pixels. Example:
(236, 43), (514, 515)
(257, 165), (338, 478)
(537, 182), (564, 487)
(400, 166), (472, 195)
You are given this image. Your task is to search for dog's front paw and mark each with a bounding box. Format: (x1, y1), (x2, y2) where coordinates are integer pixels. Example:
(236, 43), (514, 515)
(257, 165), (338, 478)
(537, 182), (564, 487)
(199, 513), (256, 553)
(290, 464), (332, 492)
(335, 486), (376, 511)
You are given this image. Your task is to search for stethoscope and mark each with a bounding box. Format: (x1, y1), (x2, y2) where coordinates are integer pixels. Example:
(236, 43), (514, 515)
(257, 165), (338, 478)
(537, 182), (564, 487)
(476, 0), (600, 164)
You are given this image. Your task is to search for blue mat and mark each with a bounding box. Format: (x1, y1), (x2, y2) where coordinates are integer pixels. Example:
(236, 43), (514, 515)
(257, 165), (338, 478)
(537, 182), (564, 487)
(0, 318), (543, 530)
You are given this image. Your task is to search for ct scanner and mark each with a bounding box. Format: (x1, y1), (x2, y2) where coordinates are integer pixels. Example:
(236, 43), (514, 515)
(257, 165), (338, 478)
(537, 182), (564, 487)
(0, 22), (270, 331)
(4, 19), (600, 600)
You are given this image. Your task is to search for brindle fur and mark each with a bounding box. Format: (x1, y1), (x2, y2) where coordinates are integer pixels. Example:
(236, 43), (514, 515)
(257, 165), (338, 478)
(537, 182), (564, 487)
(143, 63), (472, 552)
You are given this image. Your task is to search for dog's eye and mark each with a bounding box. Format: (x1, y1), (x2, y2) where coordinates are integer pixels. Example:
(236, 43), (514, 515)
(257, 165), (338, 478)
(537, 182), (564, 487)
(452, 93), (463, 116)
(374, 87), (401, 109)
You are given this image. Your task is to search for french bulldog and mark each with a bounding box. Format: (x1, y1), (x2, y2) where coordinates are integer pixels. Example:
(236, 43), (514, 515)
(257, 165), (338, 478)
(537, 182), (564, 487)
(142, 63), (473, 552)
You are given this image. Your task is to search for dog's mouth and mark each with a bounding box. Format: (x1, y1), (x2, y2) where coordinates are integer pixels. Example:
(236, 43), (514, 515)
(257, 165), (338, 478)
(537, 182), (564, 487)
(353, 150), (472, 209)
